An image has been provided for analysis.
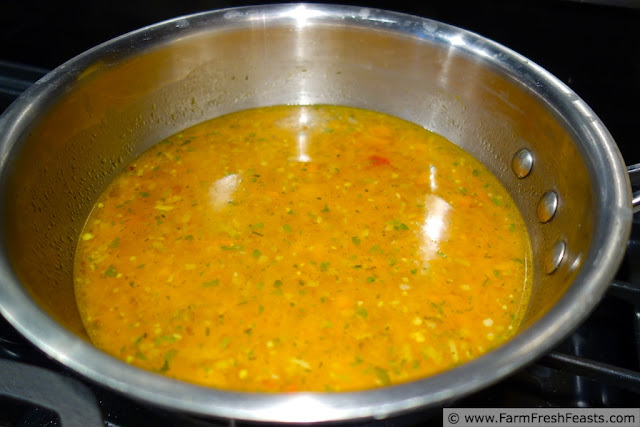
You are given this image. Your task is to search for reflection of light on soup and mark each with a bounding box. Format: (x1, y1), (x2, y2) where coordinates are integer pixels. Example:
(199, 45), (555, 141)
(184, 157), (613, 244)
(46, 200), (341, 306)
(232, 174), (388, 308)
(74, 105), (532, 392)
(418, 194), (451, 262)
(209, 174), (240, 211)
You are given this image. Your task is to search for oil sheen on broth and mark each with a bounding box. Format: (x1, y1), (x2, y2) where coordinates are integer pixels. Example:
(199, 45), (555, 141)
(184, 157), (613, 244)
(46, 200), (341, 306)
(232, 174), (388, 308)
(74, 105), (532, 392)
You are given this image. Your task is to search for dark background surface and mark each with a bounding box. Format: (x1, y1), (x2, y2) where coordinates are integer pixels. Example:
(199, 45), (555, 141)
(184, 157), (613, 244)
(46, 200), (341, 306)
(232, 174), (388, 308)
(2, 0), (640, 162)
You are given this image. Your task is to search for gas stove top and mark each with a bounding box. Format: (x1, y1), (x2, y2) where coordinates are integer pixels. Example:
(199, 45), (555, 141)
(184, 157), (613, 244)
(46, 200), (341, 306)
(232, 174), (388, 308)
(1, 1), (640, 425)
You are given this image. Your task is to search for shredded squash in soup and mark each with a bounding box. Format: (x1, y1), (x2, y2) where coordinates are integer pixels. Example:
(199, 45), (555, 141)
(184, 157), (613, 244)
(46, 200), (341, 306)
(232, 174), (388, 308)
(74, 105), (532, 392)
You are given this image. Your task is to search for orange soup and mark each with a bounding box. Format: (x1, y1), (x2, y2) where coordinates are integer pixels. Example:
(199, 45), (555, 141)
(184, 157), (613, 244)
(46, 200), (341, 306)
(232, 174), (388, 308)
(74, 105), (532, 392)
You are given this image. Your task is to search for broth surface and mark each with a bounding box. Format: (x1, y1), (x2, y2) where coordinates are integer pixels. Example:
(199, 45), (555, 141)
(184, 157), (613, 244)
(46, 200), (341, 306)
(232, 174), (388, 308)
(74, 105), (532, 392)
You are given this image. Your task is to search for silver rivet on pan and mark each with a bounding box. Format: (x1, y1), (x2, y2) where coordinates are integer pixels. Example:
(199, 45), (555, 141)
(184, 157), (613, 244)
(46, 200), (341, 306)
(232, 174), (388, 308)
(537, 190), (558, 223)
(511, 148), (533, 178)
(545, 240), (566, 274)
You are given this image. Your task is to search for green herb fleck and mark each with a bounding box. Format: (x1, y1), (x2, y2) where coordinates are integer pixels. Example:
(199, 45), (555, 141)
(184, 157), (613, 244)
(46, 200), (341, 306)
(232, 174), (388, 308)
(221, 244), (243, 251)
(273, 280), (283, 288)
(320, 262), (330, 272)
(110, 237), (119, 248)
(356, 307), (368, 318)
(202, 279), (219, 287)
(366, 276), (376, 283)
(154, 335), (178, 345)
(282, 224), (292, 233)
(369, 244), (383, 254)
(105, 265), (117, 278)
(321, 204), (330, 213)
(389, 220), (409, 231)
(374, 367), (391, 386)
(431, 301), (445, 315)
(352, 236), (361, 246)
(252, 249), (262, 258)
(159, 349), (178, 373)
(185, 235), (194, 241)
(140, 192), (150, 198)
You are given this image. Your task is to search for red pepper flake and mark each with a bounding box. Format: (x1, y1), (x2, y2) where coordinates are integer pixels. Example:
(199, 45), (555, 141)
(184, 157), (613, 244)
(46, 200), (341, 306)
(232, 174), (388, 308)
(369, 155), (391, 166)
(129, 166), (136, 171)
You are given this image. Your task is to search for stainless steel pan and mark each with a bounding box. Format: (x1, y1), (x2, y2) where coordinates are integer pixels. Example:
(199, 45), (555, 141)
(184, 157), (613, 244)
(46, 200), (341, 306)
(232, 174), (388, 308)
(0, 4), (633, 423)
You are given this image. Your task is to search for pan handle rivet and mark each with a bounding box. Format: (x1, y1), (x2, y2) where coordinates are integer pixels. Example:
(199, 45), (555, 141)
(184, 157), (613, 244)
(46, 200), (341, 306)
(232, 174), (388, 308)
(511, 148), (533, 178)
(537, 190), (558, 223)
(545, 240), (566, 274)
